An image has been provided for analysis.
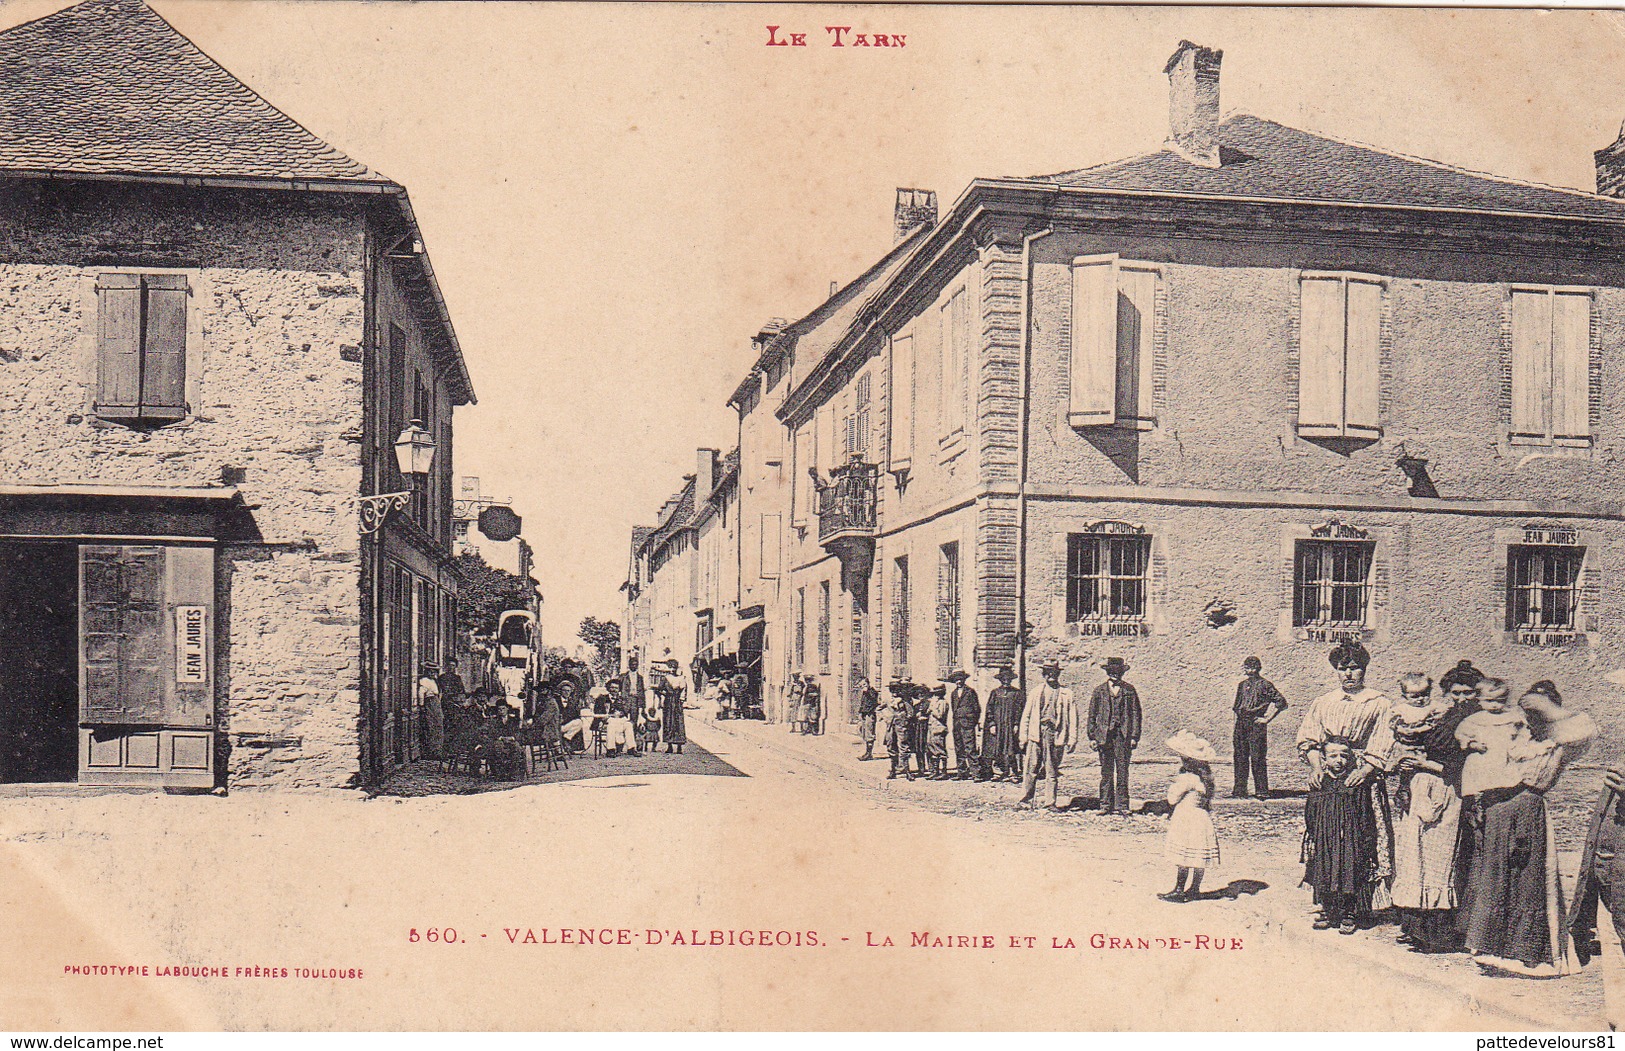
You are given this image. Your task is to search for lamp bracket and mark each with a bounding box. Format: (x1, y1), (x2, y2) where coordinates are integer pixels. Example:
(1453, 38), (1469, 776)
(356, 491), (414, 535)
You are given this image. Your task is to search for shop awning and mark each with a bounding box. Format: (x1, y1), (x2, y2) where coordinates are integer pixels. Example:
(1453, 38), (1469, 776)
(695, 615), (764, 658)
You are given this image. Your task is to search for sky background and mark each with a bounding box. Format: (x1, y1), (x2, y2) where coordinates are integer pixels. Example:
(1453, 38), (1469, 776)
(5, 0), (1625, 644)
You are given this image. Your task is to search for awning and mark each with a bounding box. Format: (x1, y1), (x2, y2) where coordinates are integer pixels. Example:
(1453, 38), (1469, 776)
(695, 616), (764, 658)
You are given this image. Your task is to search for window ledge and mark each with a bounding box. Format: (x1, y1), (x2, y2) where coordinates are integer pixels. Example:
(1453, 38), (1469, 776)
(1296, 424), (1381, 440)
(1509, 434), (1593, 450)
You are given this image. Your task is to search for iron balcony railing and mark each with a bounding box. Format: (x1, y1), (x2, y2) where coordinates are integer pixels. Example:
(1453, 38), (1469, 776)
(817, 459), (878, 544)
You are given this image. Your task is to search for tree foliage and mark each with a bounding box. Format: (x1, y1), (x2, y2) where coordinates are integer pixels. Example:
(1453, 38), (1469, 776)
(452, 552), (534, 637)
(578, 616), (622, 681)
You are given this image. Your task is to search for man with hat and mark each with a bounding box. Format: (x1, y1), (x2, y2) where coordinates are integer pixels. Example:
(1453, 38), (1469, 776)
(1088, 657), (1142, 815)
(925, 683), (952, 779)
(1232, 655), (1288, 799)
(944, 670), (981, 780)
(855, 676), (880, 761)
(982, 665), (1024, 783)
(1018, 658), (1081, 809)
(885, 679), (917, 780)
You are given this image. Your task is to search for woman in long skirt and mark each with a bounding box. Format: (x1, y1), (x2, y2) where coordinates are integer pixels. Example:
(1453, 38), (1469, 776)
(1457, 679), (1595, 976)
(658, 664), (687, 754)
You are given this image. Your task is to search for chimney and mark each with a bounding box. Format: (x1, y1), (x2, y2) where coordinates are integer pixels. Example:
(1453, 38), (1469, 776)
(696, 448), (718, 505)
(1597, 120), (1625, 198)
(1164, 40), (1223, 168)
(894, 187), (938, 242)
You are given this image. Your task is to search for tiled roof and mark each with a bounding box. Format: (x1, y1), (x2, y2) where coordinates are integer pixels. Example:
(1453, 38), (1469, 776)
(1029, 115), (1625, 222)
(0, 0), (388, 184)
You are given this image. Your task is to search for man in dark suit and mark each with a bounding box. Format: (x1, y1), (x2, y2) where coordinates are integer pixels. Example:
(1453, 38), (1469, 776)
(1087, 656), (1141, 815)
(945, 670), (981, 780)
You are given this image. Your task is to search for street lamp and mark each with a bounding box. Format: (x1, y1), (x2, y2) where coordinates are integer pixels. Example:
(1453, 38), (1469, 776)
(357, 419), (437, 534)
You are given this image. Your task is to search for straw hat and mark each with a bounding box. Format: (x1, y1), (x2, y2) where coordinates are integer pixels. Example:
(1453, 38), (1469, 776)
(1166, 731), (1218, 764)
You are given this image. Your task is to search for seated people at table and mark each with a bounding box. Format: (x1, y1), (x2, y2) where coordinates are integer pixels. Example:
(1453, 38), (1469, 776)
(604, 682), (637, 757)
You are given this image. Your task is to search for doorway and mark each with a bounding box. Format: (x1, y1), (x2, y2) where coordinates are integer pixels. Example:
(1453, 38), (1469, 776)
(0, 543), (80, 783)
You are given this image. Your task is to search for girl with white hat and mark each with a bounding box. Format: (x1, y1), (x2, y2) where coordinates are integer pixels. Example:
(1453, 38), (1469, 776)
(1161, 730), (1221, 903)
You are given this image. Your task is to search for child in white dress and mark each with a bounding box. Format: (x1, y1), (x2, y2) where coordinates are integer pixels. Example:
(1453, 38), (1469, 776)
(1162, 731), (1221, 902)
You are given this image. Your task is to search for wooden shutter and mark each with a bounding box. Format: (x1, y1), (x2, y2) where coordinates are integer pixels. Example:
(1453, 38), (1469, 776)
(1511, 290), (1552, 437)
(954, 289), (972, 430)
(141, 275), (189, 418)
(1553, 292), (1591, 439)
(889, 334), (913, 467)
(760, 514), (781, 577)
(1070, 256), (1118, 426)
(793, 427), (812, 526)
(855, 372), (872, 455)
(1297, 277), (1345, 431)
(1344, 279), (1382, 434)
(79, 546), (165, 725)
(95, 275), (143, 418)
(1117, 268), (1157, 423)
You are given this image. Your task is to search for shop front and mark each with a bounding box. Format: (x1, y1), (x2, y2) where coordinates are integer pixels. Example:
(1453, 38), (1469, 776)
(0, 487), (234, 789)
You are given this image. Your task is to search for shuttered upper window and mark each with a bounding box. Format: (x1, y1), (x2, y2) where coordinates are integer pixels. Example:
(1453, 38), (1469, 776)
(888, 333), (914, 468)
(1297, 274), (1383, 439)
(95, 273), (189, 421)
(1069, 256), (1158, 429)
(1510, 287), (1592, 445)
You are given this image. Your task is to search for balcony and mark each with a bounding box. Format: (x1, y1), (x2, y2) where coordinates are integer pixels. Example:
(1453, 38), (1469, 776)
(816, 457), (878, 578)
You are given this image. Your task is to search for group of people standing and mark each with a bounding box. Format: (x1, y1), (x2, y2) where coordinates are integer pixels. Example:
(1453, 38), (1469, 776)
(834, 642), (1618, 988)
(1292, 642), (1598, 979)
(856, 657), (1145, 818)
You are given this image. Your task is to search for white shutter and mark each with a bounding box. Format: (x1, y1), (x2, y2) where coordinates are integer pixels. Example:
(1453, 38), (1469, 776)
(1554, 292), (1591, 439)
(1070, 255), (1118, 426)
(1298, 277), (1345, 431)
(1117, 267), (1156, 423)
(889, 334), (914, 466)
(793, 427), (812, 526)
(1511, 290), (1552, 436)
(760, 514), (781, 577)
(1344, 279), (1382, 434)
(817, 402), (836, 473)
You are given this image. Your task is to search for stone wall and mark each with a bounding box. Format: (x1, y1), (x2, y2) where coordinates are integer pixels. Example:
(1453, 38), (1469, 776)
(0, 180), (368, 789)
(1023, 498), (1625, 767)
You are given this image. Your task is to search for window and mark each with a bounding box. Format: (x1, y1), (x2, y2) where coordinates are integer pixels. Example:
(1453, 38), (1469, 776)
(936, 542), (960, 675)
(889, 334), (914, 468)
(1507, 544), (1584, 632)
(1511, 288), (1591, 444)
(1069, 257), (1158, 428)
(817, 581), (832, 672)
(412, 370), (431, 526)
(1297, 274), (1383, 439)
(940, 287), (970, 437)
(795, 587), (807, 668)
(95, 273), (189, 421)
(1066, 533), (1151, 622)
(1293, 540), (1375, 628)
(891, 555), (910, 673)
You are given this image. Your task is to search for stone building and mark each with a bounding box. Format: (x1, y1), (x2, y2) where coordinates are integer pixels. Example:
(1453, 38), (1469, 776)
(622, 449), (746, 693)
(0, 0), (474, 789)
(706, 41), (1625, 752)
